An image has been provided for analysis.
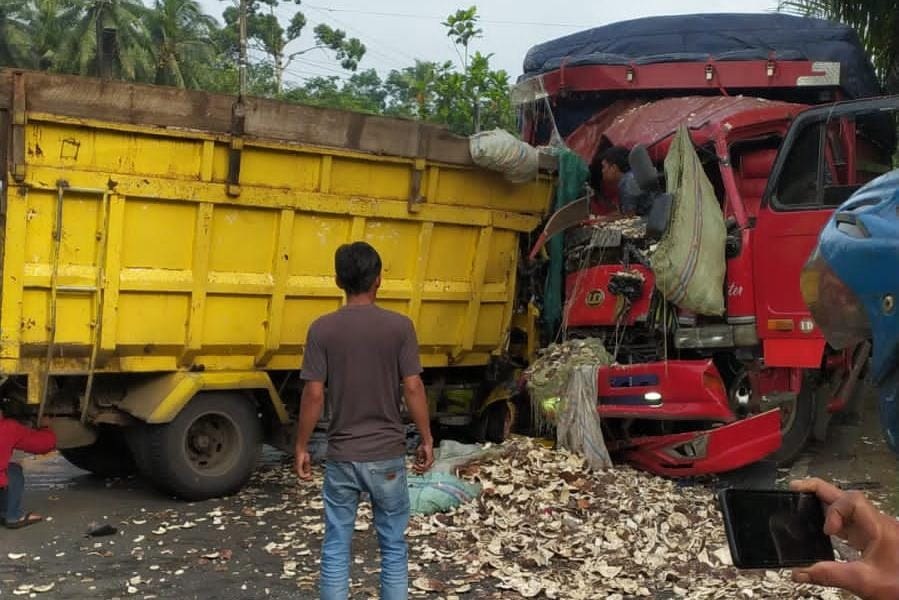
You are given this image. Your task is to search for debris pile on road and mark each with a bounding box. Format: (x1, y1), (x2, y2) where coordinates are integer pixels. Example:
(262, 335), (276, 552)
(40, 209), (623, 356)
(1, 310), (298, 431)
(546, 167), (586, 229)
(405, 437), (844, 600)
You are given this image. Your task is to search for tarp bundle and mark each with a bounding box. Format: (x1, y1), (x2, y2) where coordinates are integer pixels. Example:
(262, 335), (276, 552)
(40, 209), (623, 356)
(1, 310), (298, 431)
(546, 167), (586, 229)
(469, 128), (539, 183)
(407, 440), (499, 515)
(650, 126), (726, 315)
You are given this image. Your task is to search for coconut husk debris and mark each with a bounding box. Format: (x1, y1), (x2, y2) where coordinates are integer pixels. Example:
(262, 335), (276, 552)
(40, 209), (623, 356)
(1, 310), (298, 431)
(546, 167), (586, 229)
(3, 442), (854, 599)
(403, 436), (847, 600)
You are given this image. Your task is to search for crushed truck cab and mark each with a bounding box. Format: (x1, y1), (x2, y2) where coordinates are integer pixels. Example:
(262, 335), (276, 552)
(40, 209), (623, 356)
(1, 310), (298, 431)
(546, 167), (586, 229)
(519, 14), (898, 477)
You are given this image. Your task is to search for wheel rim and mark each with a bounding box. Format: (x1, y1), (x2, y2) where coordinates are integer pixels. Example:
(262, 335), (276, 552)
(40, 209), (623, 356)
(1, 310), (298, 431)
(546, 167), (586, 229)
(184, 412), (243, 477)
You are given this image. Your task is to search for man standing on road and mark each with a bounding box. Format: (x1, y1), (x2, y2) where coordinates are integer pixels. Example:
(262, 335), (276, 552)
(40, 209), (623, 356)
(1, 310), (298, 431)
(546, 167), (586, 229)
(0, 410), (57, 529)
(295, 241), (435, 600)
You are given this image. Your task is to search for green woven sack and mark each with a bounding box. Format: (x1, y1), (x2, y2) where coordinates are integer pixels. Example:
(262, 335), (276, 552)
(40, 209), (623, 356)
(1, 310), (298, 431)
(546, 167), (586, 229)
(650, 126), (726, 315)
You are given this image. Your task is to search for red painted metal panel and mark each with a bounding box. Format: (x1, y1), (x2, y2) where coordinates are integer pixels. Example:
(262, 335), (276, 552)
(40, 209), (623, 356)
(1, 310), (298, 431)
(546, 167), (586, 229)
(763, 338), (826, 368)
(565, 264), (654, 327)
(620, 409), (782, 477)
(597, 360), (734, 422)
(536, 61), (841, 97)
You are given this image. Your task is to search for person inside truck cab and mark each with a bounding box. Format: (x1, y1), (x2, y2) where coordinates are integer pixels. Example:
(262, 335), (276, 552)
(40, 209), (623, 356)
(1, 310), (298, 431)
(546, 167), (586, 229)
(0, 408), (56, 528)
(590, 145), (653, 217)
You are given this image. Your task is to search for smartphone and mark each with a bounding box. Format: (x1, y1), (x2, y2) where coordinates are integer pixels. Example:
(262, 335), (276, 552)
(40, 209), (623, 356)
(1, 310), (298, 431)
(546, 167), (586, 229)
(718, 488), (835, 569)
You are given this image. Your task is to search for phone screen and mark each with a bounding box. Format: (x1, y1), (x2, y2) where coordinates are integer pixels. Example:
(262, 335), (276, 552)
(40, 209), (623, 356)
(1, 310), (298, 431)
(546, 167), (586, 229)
(719, 489), (835, 568)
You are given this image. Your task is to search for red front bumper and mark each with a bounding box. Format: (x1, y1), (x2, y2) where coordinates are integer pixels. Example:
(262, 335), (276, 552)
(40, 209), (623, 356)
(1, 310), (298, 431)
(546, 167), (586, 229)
(617, 410), (782, 477)
(597, 360), (782, 477)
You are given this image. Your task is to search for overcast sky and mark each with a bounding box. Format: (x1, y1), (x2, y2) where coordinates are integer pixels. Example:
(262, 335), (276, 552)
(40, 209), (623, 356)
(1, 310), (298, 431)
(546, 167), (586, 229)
(201, 1), (780, 84)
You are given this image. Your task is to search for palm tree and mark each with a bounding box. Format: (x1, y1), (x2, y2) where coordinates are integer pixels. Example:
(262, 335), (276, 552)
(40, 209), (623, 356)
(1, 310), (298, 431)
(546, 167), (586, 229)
(58, 0), (155, 82)
(0, 0), (36, 68)
(780, 1), (899, 92)
(30, 0), (70, 71)
(146, 0), (217, 88)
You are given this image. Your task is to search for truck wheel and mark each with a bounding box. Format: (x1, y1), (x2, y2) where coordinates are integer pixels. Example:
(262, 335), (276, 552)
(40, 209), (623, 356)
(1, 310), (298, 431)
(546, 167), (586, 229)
(60, 428), (137, 478)
(140, 393), (262, 500)
(728, 369), (814, 467)
(768, 380), (815, 466)
(483, 401), (512, 444)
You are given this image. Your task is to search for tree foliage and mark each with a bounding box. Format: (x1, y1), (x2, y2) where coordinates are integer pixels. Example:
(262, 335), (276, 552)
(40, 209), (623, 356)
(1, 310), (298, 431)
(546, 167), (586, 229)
(0, 2), (516, 135)
(780, 0), (899, 92)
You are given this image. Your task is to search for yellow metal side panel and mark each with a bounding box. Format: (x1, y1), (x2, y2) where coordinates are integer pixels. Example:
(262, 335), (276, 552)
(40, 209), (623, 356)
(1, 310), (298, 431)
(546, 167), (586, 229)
(290, 215), (350, 277)
(484, 230), (519, 284)
(330, 156), (410, 200)
(116, 294), (189, 346)
(4, 111), (554, 376)
(417, 303), (467, 347)
(475, 304), (506, 347)
(202, 295), (268, 347)
(426, 225), (478, 282)
(240, 147), (321, 191)
(363, 219), (420, 282)
(29, 124), (204, 180)
(434, 167), (549, 214)
(121, 200), (195, 270)
(20, 290), (47, 345)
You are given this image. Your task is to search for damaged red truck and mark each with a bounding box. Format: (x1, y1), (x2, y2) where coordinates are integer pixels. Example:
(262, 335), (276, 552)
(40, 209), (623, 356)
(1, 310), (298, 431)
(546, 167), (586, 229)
(517, 14), (899, 476)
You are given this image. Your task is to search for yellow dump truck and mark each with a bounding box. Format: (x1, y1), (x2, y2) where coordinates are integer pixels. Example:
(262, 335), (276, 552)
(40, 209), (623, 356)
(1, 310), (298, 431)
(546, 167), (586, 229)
(0, 70), (553, 499)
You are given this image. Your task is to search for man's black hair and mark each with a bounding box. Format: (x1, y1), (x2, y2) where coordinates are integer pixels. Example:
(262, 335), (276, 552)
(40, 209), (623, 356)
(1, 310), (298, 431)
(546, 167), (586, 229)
(599, 145), (631, 172)
(335, 242), (382, 296)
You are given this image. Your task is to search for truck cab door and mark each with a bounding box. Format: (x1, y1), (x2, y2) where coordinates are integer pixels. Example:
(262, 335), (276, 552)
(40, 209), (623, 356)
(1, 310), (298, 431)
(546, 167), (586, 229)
(754, 95), (899, 367)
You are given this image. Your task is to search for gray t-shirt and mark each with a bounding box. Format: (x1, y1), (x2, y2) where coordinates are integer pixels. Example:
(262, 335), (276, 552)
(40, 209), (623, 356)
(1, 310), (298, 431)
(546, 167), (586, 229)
(300, 304), (422, 462)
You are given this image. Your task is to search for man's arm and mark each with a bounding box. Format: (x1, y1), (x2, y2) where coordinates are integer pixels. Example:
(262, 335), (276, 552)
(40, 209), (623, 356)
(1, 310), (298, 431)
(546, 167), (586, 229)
(402, 374), (434, 474)
(294, 381), (324, 480)
(14, 419), (56, 455)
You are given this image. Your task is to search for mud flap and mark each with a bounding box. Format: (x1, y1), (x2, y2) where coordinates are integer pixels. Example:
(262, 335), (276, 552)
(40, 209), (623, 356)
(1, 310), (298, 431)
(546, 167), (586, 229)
(621, 409), (782, 477)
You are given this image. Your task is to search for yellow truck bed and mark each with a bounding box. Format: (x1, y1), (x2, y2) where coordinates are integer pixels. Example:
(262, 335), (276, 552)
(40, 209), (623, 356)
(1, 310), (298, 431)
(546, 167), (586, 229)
(0, 70), (553, 398)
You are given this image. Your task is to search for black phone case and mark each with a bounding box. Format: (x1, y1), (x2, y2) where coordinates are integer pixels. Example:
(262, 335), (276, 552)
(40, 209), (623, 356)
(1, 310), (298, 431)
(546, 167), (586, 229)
(717, 489), (834, 569)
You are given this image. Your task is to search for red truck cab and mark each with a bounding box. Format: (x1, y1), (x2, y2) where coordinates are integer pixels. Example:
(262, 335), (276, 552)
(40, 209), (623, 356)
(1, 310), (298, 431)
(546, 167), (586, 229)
(518, 14), (899, 476)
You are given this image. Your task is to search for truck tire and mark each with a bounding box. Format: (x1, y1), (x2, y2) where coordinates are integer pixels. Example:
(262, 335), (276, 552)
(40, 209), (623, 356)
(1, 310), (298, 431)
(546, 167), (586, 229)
(139, 393), (262, 501)
(483, 401), (512, 444)
(59, 428), (137, 478)
(768, 380), (815, 466)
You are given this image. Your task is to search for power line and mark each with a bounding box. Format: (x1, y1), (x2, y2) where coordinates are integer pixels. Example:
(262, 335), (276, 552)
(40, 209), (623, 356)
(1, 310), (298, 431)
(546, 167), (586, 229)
(302, 5), (419, 66)
(303, 4), (584, 29)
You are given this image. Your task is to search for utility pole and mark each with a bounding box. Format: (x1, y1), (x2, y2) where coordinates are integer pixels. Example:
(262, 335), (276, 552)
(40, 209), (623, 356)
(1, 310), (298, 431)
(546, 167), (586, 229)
(238, 0), (248, 100)
(228, 0), (248, 197)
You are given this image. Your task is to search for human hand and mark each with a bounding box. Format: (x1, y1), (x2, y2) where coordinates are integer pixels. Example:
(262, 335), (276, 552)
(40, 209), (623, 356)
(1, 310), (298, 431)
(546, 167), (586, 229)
(39, 416), (52, 429)
(413, 440), (434, 474)
(790, 478), (899, 600)
(294, 448), (312, 481)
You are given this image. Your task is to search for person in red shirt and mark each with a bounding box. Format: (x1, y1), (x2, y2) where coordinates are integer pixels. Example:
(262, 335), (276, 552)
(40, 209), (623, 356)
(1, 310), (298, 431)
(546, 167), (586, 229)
(0, 410), (56, 528)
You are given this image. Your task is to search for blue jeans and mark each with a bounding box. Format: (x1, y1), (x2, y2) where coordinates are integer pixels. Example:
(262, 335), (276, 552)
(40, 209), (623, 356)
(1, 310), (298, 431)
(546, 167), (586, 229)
(320, 457), (410, 600)
(0, 462), (25, 523)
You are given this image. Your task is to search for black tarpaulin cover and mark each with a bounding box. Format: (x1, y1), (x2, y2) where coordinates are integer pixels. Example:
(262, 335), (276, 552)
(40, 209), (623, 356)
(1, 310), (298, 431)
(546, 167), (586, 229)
(522, 13), (880, 99)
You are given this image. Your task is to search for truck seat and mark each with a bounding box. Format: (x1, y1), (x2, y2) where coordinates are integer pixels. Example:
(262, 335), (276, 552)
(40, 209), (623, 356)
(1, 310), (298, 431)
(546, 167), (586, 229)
(736, 149), (777, 218)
